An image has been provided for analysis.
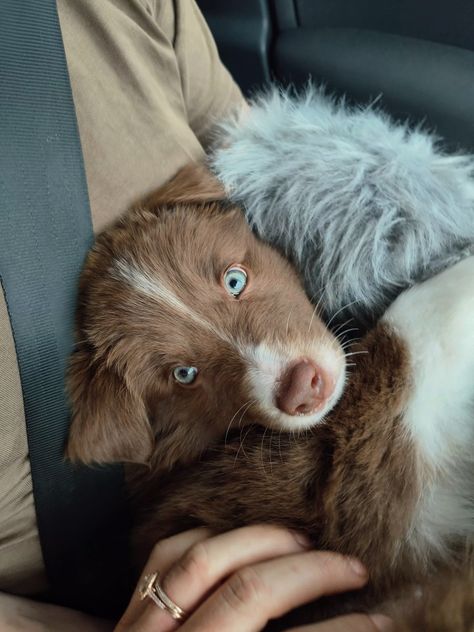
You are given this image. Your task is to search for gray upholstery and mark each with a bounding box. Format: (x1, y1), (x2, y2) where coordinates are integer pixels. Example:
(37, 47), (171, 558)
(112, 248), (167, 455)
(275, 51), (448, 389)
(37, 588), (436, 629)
(274, 28), (474, 152)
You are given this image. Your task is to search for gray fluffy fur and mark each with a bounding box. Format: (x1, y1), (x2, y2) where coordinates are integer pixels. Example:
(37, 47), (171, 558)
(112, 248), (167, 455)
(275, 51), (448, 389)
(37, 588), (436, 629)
(210, 87), (474, 328)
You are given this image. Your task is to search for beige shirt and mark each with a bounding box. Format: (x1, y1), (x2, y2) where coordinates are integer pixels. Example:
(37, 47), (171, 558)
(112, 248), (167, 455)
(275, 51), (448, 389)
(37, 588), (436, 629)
(0, 0), (243, 595)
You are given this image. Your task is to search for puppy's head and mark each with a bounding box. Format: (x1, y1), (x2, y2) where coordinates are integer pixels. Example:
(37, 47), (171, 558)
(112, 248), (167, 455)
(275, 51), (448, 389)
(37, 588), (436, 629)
(67, 165), (346, 469)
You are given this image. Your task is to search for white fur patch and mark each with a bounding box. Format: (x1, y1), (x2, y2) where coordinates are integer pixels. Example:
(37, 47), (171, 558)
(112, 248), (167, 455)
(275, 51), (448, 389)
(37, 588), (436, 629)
(244, 341), (346, 432)
(383, 256), (474, 553)
(114, 259), (231, 344)
(383, 256), (474, 465)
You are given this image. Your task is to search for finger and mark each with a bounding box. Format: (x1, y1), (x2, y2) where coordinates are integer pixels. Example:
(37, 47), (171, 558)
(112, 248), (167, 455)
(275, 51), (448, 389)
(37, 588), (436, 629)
(142, 528), (213, 578)
(134, 525), (313, 632)
(182, 550), (369, 632)
(162, 525), (312, 609)
(287, 613), (394, 632)
(116, 528), (211, 631)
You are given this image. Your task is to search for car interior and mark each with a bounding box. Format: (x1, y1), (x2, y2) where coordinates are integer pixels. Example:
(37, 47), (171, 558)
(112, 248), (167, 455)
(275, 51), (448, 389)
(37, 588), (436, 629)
(199, 0), (474, 151)
(1, 0), (473, 620)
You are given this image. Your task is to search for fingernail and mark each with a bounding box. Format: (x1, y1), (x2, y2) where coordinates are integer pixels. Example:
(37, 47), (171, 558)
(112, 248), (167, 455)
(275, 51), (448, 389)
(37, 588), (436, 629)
(369, 614), (394, 631)
(291, 531), (313, 549)
(347, 556), (368, 577)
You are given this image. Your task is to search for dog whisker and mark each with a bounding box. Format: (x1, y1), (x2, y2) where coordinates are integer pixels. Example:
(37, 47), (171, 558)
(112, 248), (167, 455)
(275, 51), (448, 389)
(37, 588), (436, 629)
(237, 399), (256, 429)
(268, 428), (275, 474)
(278, 428), (283, 462)
(224, 399), (254, 447)
(260, 426), (269, 474)
(234, 424), (255, 465)
(331, 317), (355, 336)
(335, 327), (360, 341)
(285, 306), (294, 337)
(307, 301), (321, 335)
(345, 349), (368, 358)
(325, 299), (361, 329)
(341, 338), (362, 351)
(311, 283), (329, 317)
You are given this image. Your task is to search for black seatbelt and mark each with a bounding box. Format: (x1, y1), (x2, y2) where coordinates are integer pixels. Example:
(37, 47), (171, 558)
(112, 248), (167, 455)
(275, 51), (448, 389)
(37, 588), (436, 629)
(0, 0), (131, 617)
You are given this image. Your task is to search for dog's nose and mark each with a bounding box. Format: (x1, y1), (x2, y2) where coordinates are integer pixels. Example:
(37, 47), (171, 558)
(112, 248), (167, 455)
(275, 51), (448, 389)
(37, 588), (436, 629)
(277, 359), (333, 416)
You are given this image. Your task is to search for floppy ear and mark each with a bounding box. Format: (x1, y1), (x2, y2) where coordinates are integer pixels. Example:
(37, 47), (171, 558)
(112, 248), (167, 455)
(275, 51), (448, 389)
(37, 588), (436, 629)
(66, 346), (154, 465)
(142, 163), (226, 208)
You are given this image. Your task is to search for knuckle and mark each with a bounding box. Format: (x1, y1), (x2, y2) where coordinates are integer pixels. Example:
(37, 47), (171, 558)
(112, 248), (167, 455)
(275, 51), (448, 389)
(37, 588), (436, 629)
(311, 550), (345, 572)
(172, 541), (211, 582)
(221, 567), (269, 611)
(150, 538), (169, 561)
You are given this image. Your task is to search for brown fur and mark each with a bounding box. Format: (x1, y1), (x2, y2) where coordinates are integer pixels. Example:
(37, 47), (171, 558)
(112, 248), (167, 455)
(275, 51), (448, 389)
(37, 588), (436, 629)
(393, 565), (474, 632)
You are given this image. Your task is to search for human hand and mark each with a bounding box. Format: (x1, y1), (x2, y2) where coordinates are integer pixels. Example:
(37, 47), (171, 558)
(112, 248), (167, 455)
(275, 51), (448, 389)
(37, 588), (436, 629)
(115, 525), (392, 632)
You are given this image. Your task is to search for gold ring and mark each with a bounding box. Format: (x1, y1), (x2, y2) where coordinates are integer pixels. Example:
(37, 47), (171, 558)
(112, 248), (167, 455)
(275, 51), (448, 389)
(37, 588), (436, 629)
(139, 572), (187, 621)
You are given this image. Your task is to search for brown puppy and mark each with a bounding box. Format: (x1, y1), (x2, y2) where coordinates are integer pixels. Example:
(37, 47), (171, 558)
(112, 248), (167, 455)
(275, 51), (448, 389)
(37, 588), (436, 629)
(67, 166), (474, 629)
(67, 165), (345, 471)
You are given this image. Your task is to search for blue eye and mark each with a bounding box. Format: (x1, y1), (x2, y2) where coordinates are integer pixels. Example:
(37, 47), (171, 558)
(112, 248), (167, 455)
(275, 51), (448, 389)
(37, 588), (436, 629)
(224, 266), (248, 297)
(173, 366), (198, 385)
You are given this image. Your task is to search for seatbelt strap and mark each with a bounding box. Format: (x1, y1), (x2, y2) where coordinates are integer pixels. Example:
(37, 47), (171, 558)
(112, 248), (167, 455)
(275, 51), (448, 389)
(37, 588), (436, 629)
(0, 0), (130, 616)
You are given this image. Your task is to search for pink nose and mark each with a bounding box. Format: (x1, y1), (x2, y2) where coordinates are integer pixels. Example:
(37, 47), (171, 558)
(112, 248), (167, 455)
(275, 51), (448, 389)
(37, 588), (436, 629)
(277, 359), (333, 416)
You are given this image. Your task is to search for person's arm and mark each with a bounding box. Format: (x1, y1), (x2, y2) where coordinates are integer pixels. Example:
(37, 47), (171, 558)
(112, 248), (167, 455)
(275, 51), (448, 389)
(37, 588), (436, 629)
(0, 592), (113, 632)
(0, 526), (391, 631)
(164, 0), (247, 149)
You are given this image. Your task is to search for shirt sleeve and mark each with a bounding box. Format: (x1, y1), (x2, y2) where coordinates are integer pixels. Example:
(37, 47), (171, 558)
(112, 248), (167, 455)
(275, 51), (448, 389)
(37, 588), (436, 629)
(155, 0), (246, 149)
